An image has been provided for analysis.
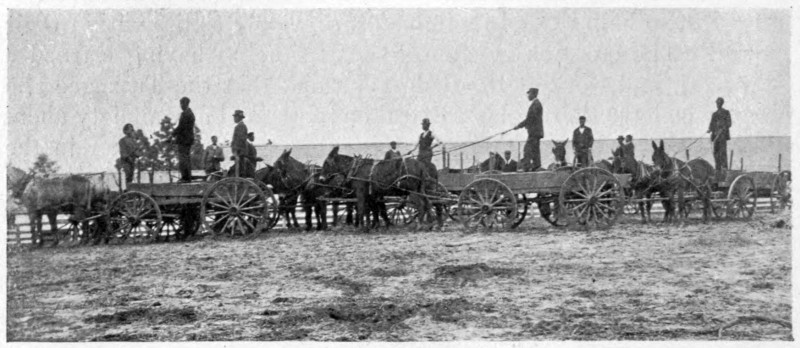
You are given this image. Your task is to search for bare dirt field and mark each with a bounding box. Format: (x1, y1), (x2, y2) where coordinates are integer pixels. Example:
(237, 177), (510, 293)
(6, 211), (793, 342)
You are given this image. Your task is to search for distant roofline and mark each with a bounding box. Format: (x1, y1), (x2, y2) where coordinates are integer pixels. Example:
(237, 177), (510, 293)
(237, 135), (790, 148)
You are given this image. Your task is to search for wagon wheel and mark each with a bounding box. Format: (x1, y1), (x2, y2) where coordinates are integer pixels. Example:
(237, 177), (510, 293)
(457, 178), (517, 231)
(429, 181), (459, 224)
(770, 171), (791, 213)
(558, 168), (623, 229)
(509, 194), (528, 228)
(386, 198), (415, 226)
(536, 194), (565, 227)
(161, 204), (201, 241)
(726, 175), (756, 219)
(106, 191), (163, 244)
(201, 177), (272, 237)
(622, 190), (640, 215)
(256, 181), (280, 231)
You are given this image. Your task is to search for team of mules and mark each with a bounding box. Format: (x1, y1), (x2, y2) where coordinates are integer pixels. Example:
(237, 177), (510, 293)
(7, 139), (720, 245)
(7, 168), (112, 246)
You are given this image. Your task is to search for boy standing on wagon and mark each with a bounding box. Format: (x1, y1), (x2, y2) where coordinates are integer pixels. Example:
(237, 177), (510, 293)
(119, 123), (141, 188)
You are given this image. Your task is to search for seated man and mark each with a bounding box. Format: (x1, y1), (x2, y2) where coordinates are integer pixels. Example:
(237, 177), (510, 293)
(502, 150), (518, 172)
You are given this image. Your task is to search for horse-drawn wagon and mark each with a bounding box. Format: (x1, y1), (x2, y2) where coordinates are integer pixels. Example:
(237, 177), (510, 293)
(436, 167), (631, 230)
(114, 176), (279, 241)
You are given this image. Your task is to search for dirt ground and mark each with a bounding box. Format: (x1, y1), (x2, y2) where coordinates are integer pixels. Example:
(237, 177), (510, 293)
(6, 210), (793, 342)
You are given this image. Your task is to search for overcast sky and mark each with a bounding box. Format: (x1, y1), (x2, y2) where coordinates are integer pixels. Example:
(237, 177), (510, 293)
(7, 7), (791, 173)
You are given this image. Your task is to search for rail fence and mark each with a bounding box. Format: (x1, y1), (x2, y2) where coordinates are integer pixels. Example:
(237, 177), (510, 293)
(6, 197), (780, 245)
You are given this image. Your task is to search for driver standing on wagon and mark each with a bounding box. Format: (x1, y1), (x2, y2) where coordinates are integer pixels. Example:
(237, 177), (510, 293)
(230, 110), (250, 177)
(406, 118), (443, 169)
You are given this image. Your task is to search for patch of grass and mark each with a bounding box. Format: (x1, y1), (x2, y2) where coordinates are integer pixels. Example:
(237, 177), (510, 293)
(84, 307), (198, 326)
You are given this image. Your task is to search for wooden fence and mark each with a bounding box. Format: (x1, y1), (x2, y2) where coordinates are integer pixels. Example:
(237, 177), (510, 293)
(6, 197), (781, 245)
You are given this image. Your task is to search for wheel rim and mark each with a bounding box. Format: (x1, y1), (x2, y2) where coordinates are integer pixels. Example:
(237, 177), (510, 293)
(558, 168), (622, 229)
(107, 191), (162, 244)
(201, 178), (269, 237)
(770, 171), (791, 212)
(510, 194), (528, 228)
(387, 200), (415, 226)
(457, 178), (517, 231)
(727, 175), (756, 219)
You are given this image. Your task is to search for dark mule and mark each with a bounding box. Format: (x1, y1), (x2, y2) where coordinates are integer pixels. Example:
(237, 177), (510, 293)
(611, 154), (659, 222)
(20, 174), (111, 246)
(272, 149), (328, 231)
(320, 146), (441, 231)
(479, 152), (505, 172)
(255, 166), (301, 229)
(651, 140), (716, 223)
(546, 139), (571, 171)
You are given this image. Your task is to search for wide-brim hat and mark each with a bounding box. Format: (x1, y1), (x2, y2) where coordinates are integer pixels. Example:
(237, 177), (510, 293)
(617, 135), (624, 140)
(422, 118), (431, 124)
(233, 110), (245, 118)
(527, 88), (539, 94)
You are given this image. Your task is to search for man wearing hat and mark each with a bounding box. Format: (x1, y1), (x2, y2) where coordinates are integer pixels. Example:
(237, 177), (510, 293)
(119, 123), (142, 186)
(502, 150), (518, 172)
(572, 116), (594, 167)
(707, 97), (732, 171)
(384, 141), (402, 160)
(612, 135), (625, 158)
(407, 118), (442, 167)
(204, 135), (225, 175)
(623, 134), (635, 161)
(513, 87), (544, 171)
(231, 110), (249, 177)
(171, 96), (196, 183)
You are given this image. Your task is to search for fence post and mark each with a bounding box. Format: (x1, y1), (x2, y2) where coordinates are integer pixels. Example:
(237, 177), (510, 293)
(685, 149), (690, 161)
(778, 153), (782, 172)
(460, 152), (463, 170)
(740, 157), (743, 171)
(729, 150), (734, 170)
(442, 145), (447, 169)
(473, 155), (476, 168)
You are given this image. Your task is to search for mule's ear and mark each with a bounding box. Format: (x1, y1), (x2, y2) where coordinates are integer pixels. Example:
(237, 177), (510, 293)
(287, 148), (292, 156)
(564, 138), (569, 144)
(651, 141), (658, 150)
(551, 140), (557, 146)
(659, 140), (664, 150)
(330, 146), (339, 156)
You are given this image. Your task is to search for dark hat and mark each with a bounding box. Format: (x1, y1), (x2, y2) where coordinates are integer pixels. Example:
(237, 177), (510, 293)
(180, 96), (190, 103)
(527, 88), (539, 94)
(247, 132), (254, 137)
(626, 134), (633, 138)
(504, 150), (511, 155)
(716, 97), (724, 104)
(390, 141), (397, 146)
(233, 110), (245, 118)
(422, 118), (431, 124)
(579, 115), (586, 120)
(617, 135), (624, 140)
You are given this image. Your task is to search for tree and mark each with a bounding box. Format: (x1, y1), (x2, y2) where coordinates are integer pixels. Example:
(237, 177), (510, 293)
(190, 125), (205, 170)
(30, 154), (58, 178)
(151, 116), (177, 183)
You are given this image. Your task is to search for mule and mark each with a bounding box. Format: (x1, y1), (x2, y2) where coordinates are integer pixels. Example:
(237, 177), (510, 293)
(320, 146), (441, 232)
(611, 154), (659, 223)
(651, 140), (716, 223)
(272, 149), (328, 231)
(255, 166), (301, 229)
(19, 174), (111, 246)
(479, 152), (505, 172)
(546, 139), (571, 171)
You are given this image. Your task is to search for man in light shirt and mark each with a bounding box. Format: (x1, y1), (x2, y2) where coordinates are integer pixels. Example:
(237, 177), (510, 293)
(572, 116), (594, 167)
(204, 135), (225, 174)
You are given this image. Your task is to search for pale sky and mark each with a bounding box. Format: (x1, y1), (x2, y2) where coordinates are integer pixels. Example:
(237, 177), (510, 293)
(7, 7), (792, 173)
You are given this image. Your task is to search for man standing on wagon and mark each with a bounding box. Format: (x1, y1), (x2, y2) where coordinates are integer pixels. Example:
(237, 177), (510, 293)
(707, 97), (731, 171)
(406, 118), (443, 169)
(119, 123), (142, 187)
(572, 115), (594, 167)
(231, 110), (250, 177)
(170, 96), (196, 183)
(512, 87), (544, 172)
(204, 135), (225, 175)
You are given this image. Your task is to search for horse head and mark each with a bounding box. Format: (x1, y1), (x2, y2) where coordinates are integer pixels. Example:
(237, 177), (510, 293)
(320, 146), (351, 183)
(7, 166), (34, 200)
(552, 139), (568, 166)
(651, 140), (671, 172)
(273, 148), (308, 187)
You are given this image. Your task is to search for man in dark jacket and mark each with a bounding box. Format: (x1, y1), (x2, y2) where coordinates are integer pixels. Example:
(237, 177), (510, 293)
(502, 150), (518, 172)
(572, 116), (594, 167)
(707, 97), (732, 171)
(385, 141), (402, 160)
(119, 123), (141, 186)
(231, 110), (249, 177)
(513, 87), (544, 171)
(171, 96), (195, 183)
